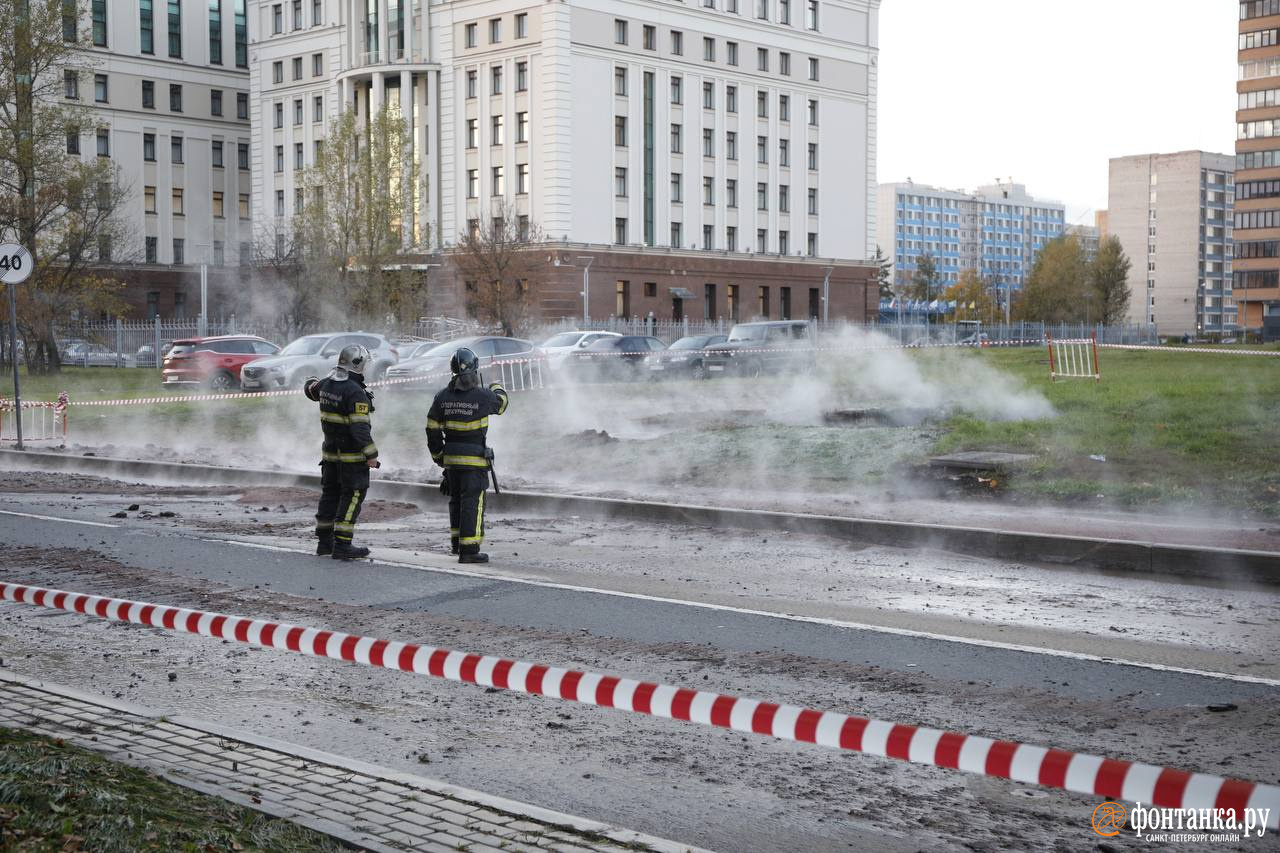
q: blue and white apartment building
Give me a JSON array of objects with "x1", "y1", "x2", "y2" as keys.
[{"x1": 876, "y1": 180, "x2": 1066, "y2": 306}]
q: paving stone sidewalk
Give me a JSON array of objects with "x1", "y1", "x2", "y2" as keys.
[{"x1": 0, "y1": 671, "x2": 700, "y2": 853}]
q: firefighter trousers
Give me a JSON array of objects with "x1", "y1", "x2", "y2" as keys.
[
  {"x1": 316, "y1": 461, "x2": 370, "y2": 543},
  {"x1": 446, "y1": 468, "x2": 488, "y2": 554}
]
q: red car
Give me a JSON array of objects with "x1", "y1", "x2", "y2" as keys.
[{"x1": 162, "y1": 335, "x2": 280, "y2": 391}]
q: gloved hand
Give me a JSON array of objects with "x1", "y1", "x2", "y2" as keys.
[
  {"x1": 439, "y1": 477, "x2": 450, "y2": 497},
  {"x1": 488, "y1": 382, "x2": 505, "y2": 392}
]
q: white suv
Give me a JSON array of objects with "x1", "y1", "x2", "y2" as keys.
[{"x1": 539, "y1": 331, "x2": 621, "y2": 371}]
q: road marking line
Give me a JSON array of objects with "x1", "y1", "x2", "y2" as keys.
[
  {"x1": 0, "y1": 509, "x2": 119, "y2": 529},
  {"x1": 206, "y1": 537, "x2": 1280, "y2": 689}
]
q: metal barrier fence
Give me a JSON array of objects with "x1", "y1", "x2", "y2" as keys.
[{"x1": 0, "y1": 396, "x2": 68, "y2": 446}]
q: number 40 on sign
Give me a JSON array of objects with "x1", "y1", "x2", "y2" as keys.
[{"x1": 0, "y1": 243, "x2": 33, "y2": 285}]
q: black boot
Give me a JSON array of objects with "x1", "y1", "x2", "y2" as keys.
[
  {"x1": 332, "y1": 540, "x2": 371, "y2": 560},
  {"x1": 316, "y1": 536, "x2": 334, "y2": 556},
  {"x1": 450, "y1": 538, "x2": 459, "y2": 555},
  {"x1": 458, "y1": 552, "x2": 489, "y2": 564}
]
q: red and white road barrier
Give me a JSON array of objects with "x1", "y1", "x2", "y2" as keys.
[{"x1": 1, "y1": 580, "x2": 1275, "y2": 825}]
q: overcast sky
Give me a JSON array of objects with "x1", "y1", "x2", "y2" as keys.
[{"x1": 876, "y1": 1, "x2": 1238, "y2": 224}]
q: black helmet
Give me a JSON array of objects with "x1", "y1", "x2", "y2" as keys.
[{"x1": 451, "y1": 347, "x2": 481, "y2": 390}]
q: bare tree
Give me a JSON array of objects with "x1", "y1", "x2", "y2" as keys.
[
  {"x1": 248, "y1": 219, "x2": 317, "y2": 341},
  {"x1": 0, "y1": 0, "x2": 132, "y2": 372},
  {"x1": 452, "y1": 201, "x2": 543, "y2": 336}
]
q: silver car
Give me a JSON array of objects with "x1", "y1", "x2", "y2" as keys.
[
  {"x1": 239, "y1": 332, "x2": 400, "y2": 391},
  {"x1": 384, "y1": 336, "x2": 538, "y2": 388}
]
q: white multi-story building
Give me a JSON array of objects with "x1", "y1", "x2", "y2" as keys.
[
  {"x1": 876, "y1": 181, "x2": 1066, "y2": 302},
  {"x1": 249, "y1": 0, "x2": 879, "y2": 261},
  {"x1": 1108, "y1": 151, "x2": 1235, "y2": 336},
  {"x1": 64, "y1": 0, "x2": 252, "y2": 317}
]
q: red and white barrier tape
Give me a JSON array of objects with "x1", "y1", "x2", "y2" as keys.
[
  {"x1": 1097, "y1": 343, "x2": 1280, "y2": 357},
  {"x1": 1, "y1": 580, "x2": 1275, "y2": 825}
]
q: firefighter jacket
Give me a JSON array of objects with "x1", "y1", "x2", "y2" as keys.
[
  {"x1": 304, "y1": 370, "x2": 379, "y2": 464},
  {"x1": 425, "y1": 380, "x2": 508, "y2": 468}
]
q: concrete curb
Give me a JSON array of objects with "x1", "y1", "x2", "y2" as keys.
[{"x1": 3, "y1": 448, "x2": 1277, "y2": 585}]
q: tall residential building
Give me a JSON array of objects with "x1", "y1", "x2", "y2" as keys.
[
  {"x1": 246, "y1": 0, "x2": 880, "y2": 323},
  {"x1": 1107, "y1": 152, "x2": 1234, "y2": 336},
  {"x1": 1237, "y1": 0, "x2": 1280, "y2": 338},
  {"x1": 875, "y1": 181, "x2": 1065, "y2": 303},
  {"x1": 64, "y1": 0, "x2": 252, "y2": 318},
  {"x1": 1066, "y1": 223, "x2": 1100, "y2": 263}
]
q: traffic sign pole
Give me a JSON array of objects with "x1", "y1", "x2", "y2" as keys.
[{"x1": 0, "y1": 243, "x2": 34, "y2": 451}]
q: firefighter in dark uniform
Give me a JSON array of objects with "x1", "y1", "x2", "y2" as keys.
[
  {"x1": 425, "y1": 347, "x2": 508, "y2": 564},
  {"x1": 304, "y1": 344, "x2": 380, "y2": 560}
]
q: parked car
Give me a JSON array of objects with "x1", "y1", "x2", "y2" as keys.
[
  {"x1": 539, "y1": 331, "x2": 622, "y2": 371},
  {"x1": 643, "y1": 334, "x2": 728, "y2": 379},
  {"x1": 135, "y1": 342, "x2": 174, "y2": 367},
  {"x1": 385, "y1": 336, "x2": 538, "y2": 386},
  {"x1": 398, "y1": 340, "x2": 441, "y2": 361},
  {"x1": 62, "y1": 342, "x2": 125, "y2": 367},
  {"x1": 239, "y1": 332, "x2": 399, "y2": 391},
  {"x1": 565, "y1": 335, "x2": 666, "y2": 382},
  {"x1": 702, "y1": 320, "x2": 815, "y2": 377},
  {"x1": 958, "y1": 332, "x2": 991, "y2": 346},
  {"x1": 162, "y1": 335, "x2": 280, "y2": 390}
]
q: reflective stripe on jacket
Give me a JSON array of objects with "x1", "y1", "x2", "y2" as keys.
[{"x1": 426, "y1": 381, "x2": 508, "y2": 467}]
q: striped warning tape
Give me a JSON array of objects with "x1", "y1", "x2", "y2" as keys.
[{"x1": 1, "y1": 579, "x2": 1275, "y2": 825}]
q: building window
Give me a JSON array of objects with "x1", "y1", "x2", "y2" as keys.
[
  {"x1": 615, "y1": 217, "x2": 628, "y2": 244},
  {"x1": 294, "y1": 142, "x2": 303, "y2": 169},
  {"x1": 466, "y1": 169, "x2": 478, "y2": 198},
  {"x1": 142, "y1": 133, "x2": 156, "y2": 161},
  {"x1": 312, "y1": 0, "x2": 321, "y2": 25},
  {"x1": 210, "y1": 89, "x2": 223, "y2": 116},
  {"x1": 274, "y1": 144, "x2": 283, "y2": 171},
  {"x1": 94, "y1": 74, "x2": 108, "y2": 103},
  {"x1": 780, "y1": 52, "x2": 790, "y2": 75},
  {"x1": 311, "y1": 52, "x2": 323, "y2": 76},
  {"x1": 756, "y1": 228, "x2": 767, "y2": 252},
  {"x1": 274, "y1": 190, "x2": 284, "y2": 215},
  {"x1": 703, "y1": 176, "x2": 714, "y2": 205},
  {"x1": 779, "y1": 138, "x2": 789, "y2": 166},
  {"x1": 237, "y1": 92, "x2": 248, "y2": 119},
  {"x1": 726, "y1": 130, "x2": 737, "y2": 160},
  {"x1": 466, "y1": 118, "x2": 478, "y2": 148},
  {"x1": 756, "y1": 135, "x2": 767, "y2": 163},
  {"x1": 757, "y1": 0, "x2": 768, "y2": 18},
  {"x1": 807, "y1": 232, "x2": 817, "y2": 256},
  {"x1": 273, "y1": 102, "x2": 283, "y2": 128},
  {"x1": 63, "y1": 70, "x2": 79, "y2": 99},
  {"x1": 778, "y1": 231, "x2": 788, "y2": 254},
  {"x1": 515, "y1": 13, "x2": 527, "y2": 38},
  {"x1": 272, "y1": 3, "x2": 283, "y2": 32},
  {"x1": 464, "y1": 22, "x2": 477, "y2": 48},
  {"x1": 615, "y1": 116, "x2": 627, "y2": 146},
  {"x1": 489, "y1": 17, "x2": 501, "y2": 43},
  {"x1": 616, "y1": 167, "x2": 628, "y2": 197},
  {"x1": 491, "y1": 66, "x2": 502, "y2": 94},
  {"x1": 779, "y1": 0, "x2": 791, "y2": 24},
  {"x1": 757, "y1": 48, "x2": 769, "y2": 71},
  {"x1": 779, "y1": 184, "x2": 789, "y2": 213},
  {"x1": 615, "y1": 66, "x2": 628, "y2": 96},
  {"x1": 517, "y1": 162, "x2": 529, "y2": 194},
  {"x1": 726, "y1": 178, "x2": 737, "y2": 207},
  {"x1": 169, "y1": 84, "x2": 182, "y2": 111},
  {"x1": 210, "y1": 0, "x2": 222, "y2": 63},
  {"x1": 806, "y1": 0, "x2": 819, "y2": 30},
  {"x1": 671, "y1": 30, "x2": 683, "y2": 55},
  {"x1": 670, "y1": 75, "x2": 682, "y2": 104},
  {"x1": 143, "y1": 186, "x2": 156, "y2": 213},
  {"x1": 212, "y1": 190, "x2": 225, "y2": 218},
  {"x1": 273, "y1": 61, "x2": 283, "y2": 83},
  {"x1": 779, "y1": 94, "x2": 790, "y2": 121},
  {"x1": 313, "y1": 94, "x2": 323, "y2": 121},
  {"x1": 757, "y1": 182, "x2": 768, "y2": 210},
  {"x1": 807, "y1": 186, "x2": 817, "y2": 215},
  {"x1": 171, "y1": 136, "x2": 183, "y2": 163},
  {"x1": 293, "y1": 98, "x2": 303, "y2": 124},
  {"x1": 702, "y1": 128, "x2": 714, "y2": 157},
  {"x1": 726, "y1": 226, "x2": 737, "y2": 251},
  {"x1": 140, "y1": 0, "x2": 154, "y2": 52},
  {"x1": 168, "y1": 0, "x2": 182, "y2": 57},
  {"x1": 726, "y1": 85, "x2": 737, "y2": 113},
  {"x1": 235, "y1": 0, "x2": 247, "y2": 66},
  {"x1": 671, "y1": 173, "x2": 682, "y2": 203},
  {"x1": 145, "y1": 238, "x2": 158, "y2": 264},
  {"x1": 643, "y1": 24, "x2": 655, "y2": 50},
  {"x1": 808, "y1": 141, "x2": 817, "y2": 169},
  {"x1": 292, "y1": 56, "x2": 302, "y2": 80},
  {"x1": 702, "y1": 225, "x2": 714, "y2": 250},
  {"x1": 491, "y1": 114, "x2": 504, "y2": 144},
  {"x1": 92, "y1": 0, "x2": 107, "y2": 45},
  {"x1": 616, "y1": 280, "x2": 630, "y2": 316},
  {"x1": 466, "y1": 70, "x2": 477, "y2": 98},
  {"x1": 703, "y1": 81, "x2": 715, "y2": 109},
  {"x1": 670, "y1": 123, "x2": 682, "y2": 153},
  {"x1": 704, "y1": 37, "x2": 715, "y2": 61},
  {"x1": 516, "y1": 111, "x2": 529, "y2": 142},
  {"x1": 614, "y1": 19, "x2": 628, "y2": 45},
  {"x1": 516, "y1": 61, "x2": 528, "y2": 91},
  {"x1": 238, "y1": 142, "x2": 249, "y2": 169},
  {"x1": 239, "y1": 192, "x2": 250, "y2": 217},
  {"x1": 172, "y1": 188, "x2": 184, "y2": 215},
  {"x1": 66, "y1": 129, "x2": 80, "y2": 155},
  {"x1": 808, "y1": 57, "x2": 819, "y2": 81},
  {"x1": 671, "y1": 222, "x2": 683, "y2": 247},
  {"x1": 757, "y1": 90, "x2": 767, "y2": 117},
  {"x1": 211, "y1": 140, "x2": 224, "y2": 167},
  {"x1": 294, "y1": 187, "x2": 303, "y2": 212},
  {"x1": 704, "y1": 283, "x2": 716, "y2": 317},
  {"x1": 173, "y1": 238, "x2": 185, "y2": 264},
  {"x1": 807, "y1": 98, "x2": 818, "y2": 125}
]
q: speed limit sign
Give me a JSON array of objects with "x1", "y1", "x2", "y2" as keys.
[{"x1": 0, "y1": 243, "x2": 33, "y2": 285}]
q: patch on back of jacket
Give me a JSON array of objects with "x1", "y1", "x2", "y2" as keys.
[{"x1": 354, "y1": 402, "x2": 369, "y2": 414}]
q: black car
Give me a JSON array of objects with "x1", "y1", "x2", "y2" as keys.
[
  {"x1": 702, "y1": 321, "x2": 815, "y2": 377},
  {"x1": 566, "y1": 335, "x2": 666, "y2": 381},
  {"x1": 643, "y1": 334, "x2": 728, "y2": 379}
]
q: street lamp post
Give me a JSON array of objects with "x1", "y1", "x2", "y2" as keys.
[
  {"x1": 821, "y1": 266, "x2": 833, "y2": 324},
  {"x1": 576, "y1": 256, "x2": 595, "y2": 324}
]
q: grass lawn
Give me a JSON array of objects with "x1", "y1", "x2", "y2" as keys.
[
  {"x1": 0, "y1": 727, "x2": 345, "y2": 851},
  {"x1": 4, "y1": 366, "x2": 163, "y2": 403}
]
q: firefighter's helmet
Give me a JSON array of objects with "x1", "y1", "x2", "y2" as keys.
[
  {"x1": 336, "y1": 344, "x2": 372, "y2": 377},
  {"x1": 451, "y1": 347, "x2": 481, "y2": 391}
]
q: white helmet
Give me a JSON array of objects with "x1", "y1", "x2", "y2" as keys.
[{"x1": 336, "y1": 344, "x2": 371, "y2": 376}]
